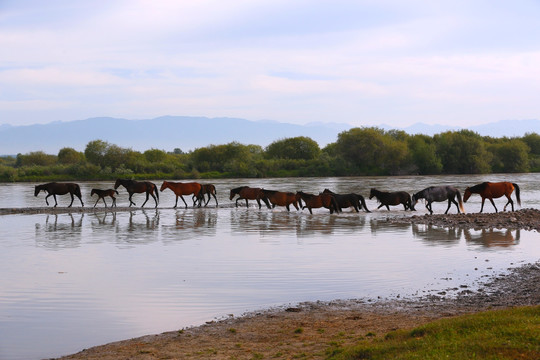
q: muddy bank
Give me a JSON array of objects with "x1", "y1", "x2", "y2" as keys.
[
  {"x1": 56, "y1": 261, "x2": 540, "y2": 360},
  {"x1": 386, "y1": 208, "x2": 540, "y2": 232}
]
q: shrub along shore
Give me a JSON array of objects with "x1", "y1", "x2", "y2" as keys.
[{"x1": 2, "y1": 128, "x2": 540, "y2": 182}]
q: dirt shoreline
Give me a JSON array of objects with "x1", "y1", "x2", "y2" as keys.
[{"x1": 51, "y1": 209, "x2": 540, "y2": 360}]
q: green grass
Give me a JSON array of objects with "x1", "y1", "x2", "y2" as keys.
[{"x1": 328, "y1": 306, "x2": 540, "y2": 360}]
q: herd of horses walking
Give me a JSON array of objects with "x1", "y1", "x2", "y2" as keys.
[{"x1": 33, "y1": 179, "x2": 521, "y2": 214}]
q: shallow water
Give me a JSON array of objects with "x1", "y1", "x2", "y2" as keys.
[{"x1": 0, "y1": 174, "x2": 539, "y2": 360}]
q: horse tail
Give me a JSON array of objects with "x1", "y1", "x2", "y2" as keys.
[
  {"x1": 331, "y1": 196, "x2": 341, "y2": 214},
  {"x1": 359, "y1": 195, "x2": 370, "y2": 213},
  {"x1": 154, "y1": 184, "x2": 160, "y2": 203},
  {"x1": 456, "y1": 190, "x2": 465, "y2": 213},
  {"x1": 513, "y1": 183, "x2": 521, "y2": 206}
]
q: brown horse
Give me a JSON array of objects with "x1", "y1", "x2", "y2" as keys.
[
  {"x1": 193, "y1": 184, "x2": 218, "y2": 207},
  {"x1": 369, "y1": 188, "x2": 412, "y2": 211},
  {"x1": 114, "y1": 179, "x2": 159, "y2": 208},
  {"x1": 296, "y1": 191, "x2": 340, "y2": 214},
  {"x1": 160, "y1": 181, "x2": 202, "y2": 208},
  {"x1": 262, "y1": 189, "x2": 301, "y2": 211},
  {"x1": 229, "y1": 186, "x2": 271, "y2": 209},
  {"x1": 90, "y1": 188, "x2": 119, "y2": 207},
  {"x1": 322, "y1": 189, "x2": 370, "y2": 213},
  {"x1": 463, "y1": 182, "x2": 521, "y2": 213},
  {"x1": 34, "y1": 182, "x2": 84, "y2": 207}
]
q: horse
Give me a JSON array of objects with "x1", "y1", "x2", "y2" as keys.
[
  {"x1": 90, "y1": 188, "x2": 119, "y2": 208},
  {"x1": 296, "y1": 191, "x2": 340, "y2": 214},
  {"x1": 369, "y1": 188, "x2": 412, "y2": 211},
  {"x1": 322, "y1": 189, "x2": 370, "y2": 213},
  {"x1": 193, "y1": 184, "x2": 218, "y2": 207},
  {"x1": 412, "y1": 186, "x2": 464, "y2": 214},
  {"x1": 262, "y1": 189, "x2": 301, "y2": 211},
  {"x1": 160, "y1": 181, "x2": 202, "y2": 208},
  {"x1": 114, "y1": 179, "x2": 159, "y2": 208},
  {"x1": 463, "y1": 182, "x2": 521, "y2": 213},
  {"x1": 229, "y1": 186, "x2": 271, "y2": 209},
  {"x1": 34, "y1": 182, "x2": 84, "y2": 207}
]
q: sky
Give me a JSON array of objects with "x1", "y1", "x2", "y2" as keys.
[{"x1": 1, "y1": 0, "x2": 540, "y2": 128}]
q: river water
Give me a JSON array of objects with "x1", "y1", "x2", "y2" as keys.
[{"x1": 1, "y1": 174, "x2": 539, "y2": 360}]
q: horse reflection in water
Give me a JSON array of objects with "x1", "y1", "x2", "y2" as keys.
[
  {"x1": 412, "y1": 186, "x2": 464, "y2": 214},
  {"x1": 369, "y1": 188, "x2": 412, "y2": 211},
  {"x1": 463, "y1": 182, "x2": 521, "y2": 213},
  {"x1": 34, "y1": 182, "x2": 84, "y2": 207},
  {"x1": 464, "y1": 228, "x2": 520, "y2": 247},
  {"x1": 35, "y1": 213, "x2": 84, "y2": 249}
]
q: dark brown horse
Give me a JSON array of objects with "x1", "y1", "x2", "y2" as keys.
[
  {"x1": 90, "y1": 188, "x2": 119, "y2": 207},
  {"x1": 229, "y1": 186, "x2": 271, "y2": 209},
  {"x1": 322, "y1": 189, "x2": 370, "y2": 213},
  {"x1": 296, "y1": 191, "x2": 340, "y2": 214},
  {"x1": 114, "y1": 179, "x2": 159, "y2": 208},
  {"x1": 34, "y1": 182, "x2": 84, "y2": 207},
  {"x1": 262, "y1": 189, "x2": 301, "y2": 211},
  {"x1": 369, "y1": 188, "x2": 412, "y2": 211},
  {"x1": 463, "y1": 182, "x2": 521, "y2": 213},
  {"x1": 160, "y1": 181, "x2": 202, "y2": 208},
  {"x1": 193, "y1": 184, "x2": 218, "y2": 207}
]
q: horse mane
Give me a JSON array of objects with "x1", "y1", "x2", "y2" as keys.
[
  {"x1": 231, "y1": 186, "x2": 248, "y2": 193},
  {"x1": 470, "y1": 182, "x2": 489, "y2": 192},
  {"x1": 262, "y1": 189, "x2": 277, "y2": 195}
]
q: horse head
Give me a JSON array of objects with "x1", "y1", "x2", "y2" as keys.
[
  {"x1": 34, "y1": 185, "x2": 42, "y2": 197},
  {"x1": 159, "y1": 181, "x2": 169, "y2": 192},
  {"x1": 114, "y1": 179, "x2": 122, "y2": 189},
  {"x1": 369, "y1": 188, "x2": 377, "y2": 199},
  {"x1": 463, "y1": 187, "x2": 472, "y2": 203}
]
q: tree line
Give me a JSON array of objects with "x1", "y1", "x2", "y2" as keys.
[{"x1": 1, "y1": 127, "x2": 539, "y2": 182}]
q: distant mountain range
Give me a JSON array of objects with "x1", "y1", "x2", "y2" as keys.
[{"x1": 0, "y1": 116, "x2": 539, "y2": 155}]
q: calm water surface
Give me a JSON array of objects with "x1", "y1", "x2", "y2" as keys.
[{"x1": 1, "y1": 174, "x2": 539, "y2": 360}]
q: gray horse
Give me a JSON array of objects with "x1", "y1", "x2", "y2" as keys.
[{"x1": 412, "y1": 185, "x2": 465, "y2": 214}]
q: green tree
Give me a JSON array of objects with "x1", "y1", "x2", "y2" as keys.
[
  {"x1": 489, "y1": 139, "x2": 530, "y2": 173},
  {"x1": 58, "y1": 147, "x2": 84, "y2": 164},
  {"x1": 333, "y1": 127, "x2": 409, "y2": 175},
  {"x1": 84, "y1": 140, "x2": 109, "y2": 167},
  {"x1": 434, "y1": 130, "x2": 492, "y2": 174},
  {"x1": 15, "y1": 151, "x2": 57, "y2": 167},
  {"x1": 408, "y1": 135, "x2": 443, "y2": 174},
  {"x1": 522, "y1": 132, "x2": 540, "y2": 155},
  {"x1": 144, "y1": 149, "x2": 167, "y2": 163},
  {"x1": 265, "y1": 136, "x2": 321, "y2": 160}
]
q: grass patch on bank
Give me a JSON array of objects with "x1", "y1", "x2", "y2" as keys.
[{"x1": 328, "y1": 306, "x2": 539, "y2": 360}]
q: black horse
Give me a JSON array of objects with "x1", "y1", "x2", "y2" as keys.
[
  {"x1": 369, "y1": 188, "x2": 412, "y2": 211},
  {"x1": 114, "y1": 179, "x2": 159, "y2": 208},
  {"x1": 322, "y1": 189, "x2": 370, "y2": 212},
  {"x1": 34, "y1": 182, "x2": 84, "y2": 207}
]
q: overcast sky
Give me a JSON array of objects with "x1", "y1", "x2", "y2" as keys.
[{"x1": 1, "y1": 0, "x2": 540, "y2": 127}]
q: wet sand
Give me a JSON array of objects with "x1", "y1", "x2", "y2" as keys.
[{"x1": 45, "y1": 208, "x2": 540, "y2": 360}]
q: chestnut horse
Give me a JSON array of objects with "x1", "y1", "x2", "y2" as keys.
[
  {"x1": 114, "y1": 179, "x2": 159, "y2": 208},
  {"x1": 34, "y1": 182, "x2": 84, "y2": 207},
  {"x1": 193, "y1": 184, "x2": 218, "y2": 207},
  {"x1": 160, "y1": 181, "x2": 202, "y2": 208},
  {"x1": 369, "y1": 188, "x2": 412, "y2": 211},
  {"x1": 322, "y1": 189, "x2": 370, "y2": 213},
  {"x1": 229, "y1": 186, "x2": 271, "y2": 209},
  {"x1": 90, "y1": 188, "x2": 119, "y2": 208},
  {"x1": 296, "y1": 191, "x2": 340, "y2": 214},
  {"x1": 463, "y1": 182, "x2": 521, "y2": 213},
  {"x1": 262, "y1": 189, "x2": 301, "y2": 211}
]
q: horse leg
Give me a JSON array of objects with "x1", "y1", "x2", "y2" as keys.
[
  {"x1": 77, "y1": 194, "x2": 84, "y2": 207},
  {"x1": 285, "y1": 204, "x2": 290, "y2": 212},
  {"x1": 45, "y1": 193, "x2": 52, "y2": 206},
  {"x1": 426, "y1": 202, "x2": 433, "y2": 215},
  {"x1": 129, "y1": 193, "x2": 136, "y2": 207},
  {"x1": 503, "y1": 195, "x2": 514, "y2": 211},
  {"x1": 256, "y1": 199, "x2": 261, "y2": 209},
  {"x1": 93, "y1": 198, "x2": 100, "y2": 207},
  {"x1": 141, "y1": 192, "x2": 150, "y2": 208},
  {"x1": 180, "y1": 195, "x2": 188, "y2": 209},
  {"x1": 102, "y1": 197, "x2": 108, "y2": 208},
  {"x1": 488, "y1": 198, "x2": 498, "y2": 213},
  {"x1": 112, "y1": 196, "x2": 116, "y2": 207},
  {"x1": 212, "y1": 194, "x2": 218, "y2": 207},
  {"x1": 385, "y1": 205, "x2": 390, "y2": 211},
  {"x1": 53, "y1": 194, "x2": 58, "y2": 207},
  {"x1": 377, "y1": 204, "x2": 384, "y2": 209},
  {"x1": 174, "y1": 195, "x2": 179, "y2": 208}
]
